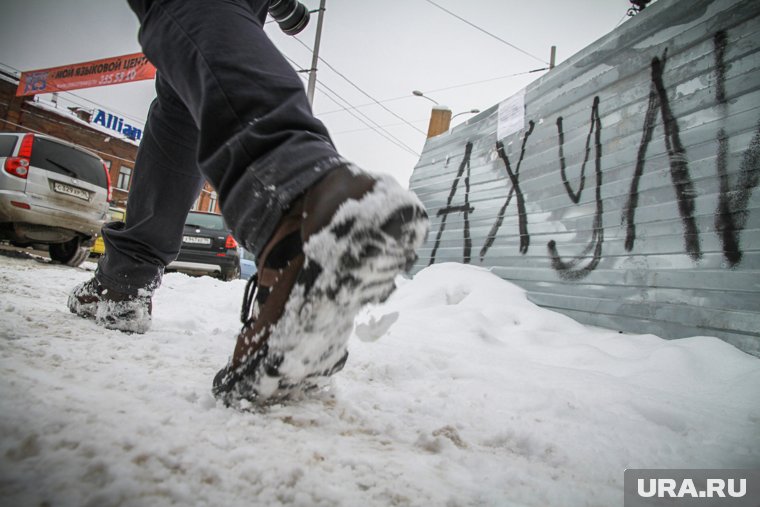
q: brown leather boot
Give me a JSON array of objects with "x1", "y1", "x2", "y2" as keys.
[{"x1": 213, "y1": 164, "x2": 428, "y2": 405}]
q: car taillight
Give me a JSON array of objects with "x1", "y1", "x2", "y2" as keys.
[
  {"x1": 225, "y1": 234, "x2": 238, "y2": 249},
  {"x1": 102, "y1": 161, "x2": 112, "y2": 202},
  {"x1": 4, "y1": 133, "x2": 34, "y2": 179}
]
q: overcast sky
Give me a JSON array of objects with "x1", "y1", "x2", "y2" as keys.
[{"x1": 0, "y1": 0, "x2": 633, "y2": 185}]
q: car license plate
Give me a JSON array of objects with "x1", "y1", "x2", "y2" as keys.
[
  {"x1": 53, "y1": 181, "x2": 90, "y2": 201},
  {"x1": 183, "y1": 236, "x2": 211, "y2": 245}
]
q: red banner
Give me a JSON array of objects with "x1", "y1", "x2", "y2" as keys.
[{"x1": 16, "y1": 53, "x2": 156, "y2": 97}]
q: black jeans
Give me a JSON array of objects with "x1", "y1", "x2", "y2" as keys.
[{"x1": 97, "y1": 0, "x2": 344, "y2": 295}]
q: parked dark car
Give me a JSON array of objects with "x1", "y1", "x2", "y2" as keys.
[
  {"x1": 167, "y1": 211, "x2": 240, "y2": 281},
  {"x1": 0, "y1": 132, "x2": 110, "y2": 267}
]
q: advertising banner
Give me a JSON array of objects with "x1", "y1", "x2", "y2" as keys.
[{"x1": 16, "y1": 53, "x2": 156, "y2": 96}]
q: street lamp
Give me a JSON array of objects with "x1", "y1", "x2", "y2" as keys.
[
  {"x1": 413, "y1": 91, "x2": 479, "y2": 137},
  {"x1": 412, "y1": 90, "x2": 439, "y2": 105},
  {"x1": 451, "y1": 109, "x2": 480, "y2": 120}
]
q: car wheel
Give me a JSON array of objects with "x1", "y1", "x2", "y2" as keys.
[
  {"x1": 221, "y1": 263, "x2": 241, "y2": 281},
  {"x1": 49, "y1": 237, "x2": 90, "y2": 267}
]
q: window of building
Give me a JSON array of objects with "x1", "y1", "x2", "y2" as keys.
[
  {"x1": 116, "y1": 164, "x2": 132, "y2": 190},
  {"x1": 207, "y1": 192, "x2": 218, "y2": 213}
]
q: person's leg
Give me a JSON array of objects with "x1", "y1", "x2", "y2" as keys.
[
  {"x1": 97, "y1": 75, "x2": 204, "y2": 295},
  {"x1": 68, "y1": 75, "x2": 204, "y2": 332},
  {"x1": 130, "y1": 0, "x2": 344, "y2": 256},
  {"x1": 130, "y1": 0, "x2": 429, "y2": 402},
  {"x1": 72, "y1": 0, "x2": 430, "y2": 400}
]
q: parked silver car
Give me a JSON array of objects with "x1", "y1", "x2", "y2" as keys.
[{"x1": 0, "y1": 132, "x2": 111, "y2": 267}]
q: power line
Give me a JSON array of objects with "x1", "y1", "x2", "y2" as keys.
[
  {"x1": 292, "y1": 36, "x2": 426, "y2": 136},
  {"x1": 281, "y1": 44, "x2": 421, "y2": 155},
  {"x1": 316, "y1": 66, "x2": 547, "y2": 117},
  {"x1": 422, "y1": 67, "x2": 547, "y2": 94},
  {"x1": 614, "y1": 11, "x2": 629, "y2": 29},
  {"x1": 332, "y1": 118, "x2": 428, "y2": 135},
  {"x1": 281, "y1": 54, "x2": 420, "y2": 157},
  {"x1": 65, "y1": 90, "x2": 148, "y2": 126},
  {"x1": 316, "y1": 82, "x2": 420, "y2": 156},
  {"x1": 317, "y1": 94, "x2": 414, "y2": 117},
  {"x1": 313, "y1": 78, "x2": 421, "y2": 156},
  {"x1": 421, "y1": 0, "x2": 549, "y2": 65}
]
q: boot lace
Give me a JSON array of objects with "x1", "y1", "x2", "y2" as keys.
[{"x1": 240, "y1": 274, "x2": 258, "y2": 326}]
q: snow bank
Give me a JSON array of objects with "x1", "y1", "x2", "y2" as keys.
[{"x1": 1, "y1": 255, "x2": 758, "y2": 506}]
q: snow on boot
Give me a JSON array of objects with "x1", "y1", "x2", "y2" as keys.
[
  {"x1": 68, "y1": 277, "x2": 153, "y2": 334},
  {"x1": 213, "y1": 164, "x2": 429, "y2": 406}
]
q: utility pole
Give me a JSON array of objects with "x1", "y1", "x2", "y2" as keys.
[
  {"x1": 306, "y1": 0, "x2": 326, "y2": 106},
  {"x1": 549, "y1": 46, "x2": 556, "y2": 69}
]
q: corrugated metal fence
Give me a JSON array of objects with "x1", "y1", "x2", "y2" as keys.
[{"x1": 409, "y1": 0, "x2": 760, "y2": 356}]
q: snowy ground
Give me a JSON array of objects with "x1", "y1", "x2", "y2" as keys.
[{"x1": 1, "y1": 251, "x2": 758, "y2": 507}]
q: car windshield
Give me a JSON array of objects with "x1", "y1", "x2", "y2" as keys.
[
  {"x1": 185, "y1": 212, "x2": 226, "y2": 231},
  {"x1": 29, "y1": 138, "x2": 107, "y2": 188}
]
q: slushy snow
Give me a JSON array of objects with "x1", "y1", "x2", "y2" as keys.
[{"x1": 1, "y1": 252, "x2": 758, "y2": 506}]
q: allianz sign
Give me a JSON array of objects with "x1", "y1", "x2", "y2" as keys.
[{"x1": 91, "y1": 109, "x2": 143, "y2": 141}]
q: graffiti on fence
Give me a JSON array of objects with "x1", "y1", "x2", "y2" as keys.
[
  {"x1": 549, "y1": 96, "x2": 604, "y2": 281},
  {"x1": 427, "y1": 31, "x2": 759, "y2": 279}
]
